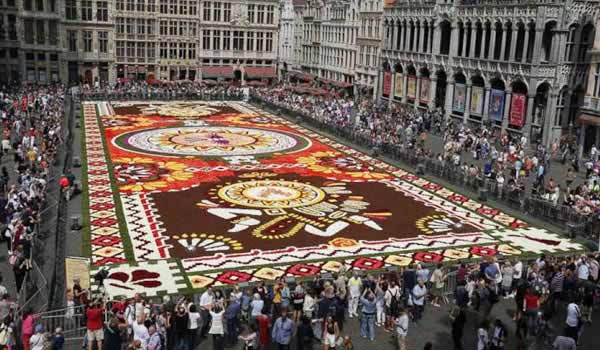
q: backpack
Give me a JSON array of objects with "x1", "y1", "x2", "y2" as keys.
[{"x1": 389, "y1": 289, "x2": 400, "y2": 318}]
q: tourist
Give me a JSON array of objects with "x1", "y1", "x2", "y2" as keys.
[
  {"x1": 224, "y1": 296, "x2": 241, "y2": 347},
  {"x1": 295, "y1": 317, "x2": 314, "y2": 350},
  {"x1": 347, "y1": 272, "x2": 362, "y2": 318},
  {"x1": 322, "y1": 315, "x2": 340, "y2": 350},
  {"x1": 256, "y1": 310, "x2": 271, "y2": 350},
  {"x1": 430, "y1": 264, "x2": 446, "y2": 307},
  {"x1": 523, "y1": 286, "x2": 540, "y2": 335},
  {"x1": 103, "y1": 318, "x2": 122, "y2": 350},
  {"x1": 85, "y1": 300, "x2": 104, "y2": 350},
  {"x1": 208, "y1": 303, "x2": 225, "y2": 350},
  {"x1": 490, "y1": 319, "x2": 507, "y2": 350},
  {"x1": 411, "y1": 279, "x2": 427, "y2": 323},
  {"x1": 359, "y1": 288, "x2": 376, "y2": 341},
  {"x1": 187, "y1": 304, "x2": 201, "y2": 349},
  {"x1": 395, "y1": 307, "x2": 409, "y2": 350},
  {"x1": 449, "y1": 303, "x2": 466, "y2": 350},
  {"x1": 29, "y1": 324, "x2": 44, "y2": 350},
  {"x1": 271, "y1": 308, "x2": 294, "y2": 350},
  {"x1": 564, "y1": 299, "x2": 581, "y2": 343},
  {"x1": 238, "y1": 324, "x2": 258, "y2": 350},
  {"x1": 476, "y1": 321, "x2": 489, "y2": 350}
]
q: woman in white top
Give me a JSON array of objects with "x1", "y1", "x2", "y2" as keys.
[
  {"x1": 477, "y1": 321, "x2": 489, "y2": 350},
  {"x1": 302, "y1": 291, "x2": 315, "y2": 319},
  {"x1": 187, "y1": 304, "x2": 202, "y2": 350},
  {"x1": 250, "y1": 294, "x2": 264, "y2": 325},
  {"x1": 29, "y1": 325, "x2": 44, "y2": 350},
  {"x1": 208, "y1": 304, "x2": 225, "y2": 350}
]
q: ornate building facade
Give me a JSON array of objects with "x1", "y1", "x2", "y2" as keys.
[
  {"x1": 0, "y1": 0, "x2": 279, "y2": 84},
  {"x1": 579, "y1": 2, "x2": 600, "y2": 155},
  {"x1": 294, "y1": 0, "x2": 359, "y2": 84},
  {"x1": 379, "y1": 0, "x2": 597, "y2": 148},
  {"x1": 355, "y1": 0, "x2": 383, "y2": 95}
]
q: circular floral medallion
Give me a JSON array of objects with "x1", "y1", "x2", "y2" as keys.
[
  {"x1": 218, "y1": 180, "x2": 325, "y2": 208},
  {"x1": 114, "y1": 126, "x2": 309, "y2": 157},
  {"x1": 140, "y1": 103, "x2": 221, "y2": 118}
]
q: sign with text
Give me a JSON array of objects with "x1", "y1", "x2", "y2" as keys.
[
  {"x1": 453, "y1": 83, "x2": 466, "y2": 113},
  {"x1": 510, "y1": 93, "x2": 527, "y2": 127},
  {"x1": 489, "y1": 89, "x2": 505, "y2": 121},
  {"x1": 383, "y1": 72, "x2": 392, "y2": 97}
]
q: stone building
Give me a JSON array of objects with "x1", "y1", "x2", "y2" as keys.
[
  {"x1": 355, "y1": 0, "x2": 383, "y2": 96},
  {"x1": 294, "y1": 0, "x2": 359, "y2": 85},
  {"x1": 579, "y1": 2, "x2": 600, "y2": 155},
  {"x1": 278, "y1": 0, "x2": 296, "y2": 76},
  {"x1": 379, "y1": 0, "x2": 597, "y2": 148}
]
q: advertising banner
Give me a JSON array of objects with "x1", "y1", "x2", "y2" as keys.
[
  {"x1": 394, "y1": 73, "x2": 403, "y2": 98},
  {"x1": 453, "y1": 83, "x2": 466, "y2": 113},
  {"x1": 65, "y1": 257, "x2": 91, "y2": 290},
  {"x1": 510, "y1": 93, "x2": 527, "y2": 127},
  {"x1": 489, "y1": 89, "x2": 505, "y2": 121},
  {"x1": 383, "y1": 72, "x2": 392, "y2": 97},
  {"x1": 407, "y1": 76, "x2": 417, "y2": 99},
  {"x1": 470, "y1": 86, "x2": 484, "y2": 115},
  {"x1": 420, "y1": 78, "x2": 430, "y2": 102}
]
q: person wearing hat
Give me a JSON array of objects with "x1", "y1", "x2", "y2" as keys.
[{"x1": 29, "y1": 324, "x2": 44, "y2": 350}]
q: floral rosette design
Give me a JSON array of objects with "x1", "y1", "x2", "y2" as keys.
[
  {"x1": 102, "y1": 115, "x2": 155, "y2": 130},
  {"x1": 113, "y1": 157, "x2": 194, "y2": 193},
  {"x1": 329, "y1": 237, "x2": 359, "y2": 248},
  {"x1": 140, "y1": 103, "x2": 221, "y2": 118},
  {"x1": 296, "y1": 151, "x2": 390, "y2": 180}
]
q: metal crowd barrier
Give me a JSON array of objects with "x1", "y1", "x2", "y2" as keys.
[
  {"x1": 253, "y1": 96, "x2": 599, "y2": 241},
  {"x1": 80, "y1": 91, "x2": 245, "y2": 101}
]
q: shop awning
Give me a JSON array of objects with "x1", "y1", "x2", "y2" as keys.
[
  {"x1": 245, "y1": 66, "x2": 276, "y2": 79},
  {"x1": 291, "y1": 71, "x2": 316, "y2": 82},
  {"x1": 578, "y1": 113, "x2": 600, "y2": 126},
  {"x1": 320, "y1": 78, "x2": 352, "y2": 88},
  {"x1": 201, "y1": 66, "x2": 234, "y2": 79}
]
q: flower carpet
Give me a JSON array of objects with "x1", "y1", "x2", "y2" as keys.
[{"x1": 82, "y1": 101, "x2": 585, "y2": 297}]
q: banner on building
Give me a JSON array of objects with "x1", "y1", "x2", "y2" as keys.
[
  {"x1": 407, "y1": 76, "x2": 417, "y2": 99},
  {"x1": 470, "y1": 86, "x2": 484, "y2": 116},
  {"x1": 420, "y1": 78, "x2": 430, "y2": 102},
  {"x1": 453, "y1": 83, "x2": 466, "y2": 113},
  {"x1": 489, "y1": 89, "x2": 505, "y2": 121},
  {"x1": 510, "y1": 93, "x2": 527, "y2": 127},
  {"x1": 383, "y1": 72, "x2": 392, "y2": 97},
  {"x1": 65, "y1": 256, "x2": 91, "y2": 290},
  {"x1": 394, "y1": 73, "x2": 403, "y2": 98}
]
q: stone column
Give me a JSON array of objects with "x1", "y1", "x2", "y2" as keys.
[
  {"x1": 389, "y1": 67, "x2": 396, "y2": 108},
  {"x1": 432, "y1": 21, "x2": 440, "y2": 54},
  {"x1": 429, "y1": 21, "x2": 435, "y2": 53},
  {"x1": 428, "y1": 77, "x2": 437, "y2": 109},
  {"x1": 480, "y1": 25, "x2": 487, "y2": 59},
  {"x1": 464, "y1": 83, "x2": 472, "y2": 121},
  {"x1": 533, "y1": 29, "x2": 544, "y2": 64},
  {"x1": 402, "y1": 74, "x2": 408, "y2": 103},
  {"x1": 400, "y1": 22, "x2": 406, "y2": 51},
  {"x1": 415, "y1": 73, "x2": 421, "y2": 110},
  {"x1": 542, "y1": 92, "x2": 558, "y2": 148},
  {"x1": 522, "y1": 94, "x2": 535, "y2": 139},
  {"x1": 376, "y1": 68, "x2": 384, "y2": 102},
  {"x1": 499, "y1": 25, "x2": 508, "y2": 60},
  {"x1": 521, "y1": 28, "x2": 530, "y2": 63},
  {"x1": 419, "y1": 22, "x2": 426, "y2": 53},
  {"x1": 509, "y1": 28, "x2": 518, "y2": 62},
  {"x1": 502, "y1": 89, "x2": 512, "y2": 130},
  {"x1": 482, "y1": 86, "x2": 491, "y2": 122},
  {"x1": 488, "y1": 26, "x2": 496, "y2": 60},
  {"x1": 469, "y1": 25, "x2": 477, "y2": 58},
  {"x1": 445, "y1": 79, "x2": 455, "y2": 121},
  {"x1": 578, "y1": 124, "x2": 586, "y2": 160},
  {"x1": 392, "y1": 22, "x2": 398, "y2": 50},
  {"x1": 450, "y1": 24, "x2": 459, "y2": 56}
]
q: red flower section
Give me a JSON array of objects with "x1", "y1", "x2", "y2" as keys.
[
  {"x1": 90, "y1": 217, "x2": 118, "y2": 227},
  {"x1": 89, "y1": 202, "x2": 115, "y2": 211},
  {"x1": 448, "y1": 194, "x2": 469, "y2": 203},
  {"x1": 423, "y1": 183, "x2": 443, "y2": 191},
  {"x1": 91, "y1": 235, "x2": 122, "y2": 247},
  {"x1": 287, "y1": 263, "x2": 321, "y2": 277},
  {"x1": 106, "y1": 268, "x2": 163, "y2": 290},
  {"x1": 413, "y1": 251, "x2": 444, "y2": 263},
  {"x1": 469, "y1": 246, "x2": 498, "y2": 257},
  {"x1": 352, "y1": 257, "x2": 384, "y2": 270},
  {"x1": 400, "y1": 174, "x2": 419, "y2": 181},
  {"x1": 216, "y1": 271, "x2": 252, "y2": 284},
  {"x1": 477, "y1": 207, "x2": 500, "y2": 216}
]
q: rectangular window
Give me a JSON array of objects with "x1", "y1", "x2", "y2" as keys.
[
  {"x1": 126, "y1": 18, "x2": 134, "y2": 34},
  {"x1": 203, "y1": 2, "x2": 211, "y2": 21},
  {"x1": 147, "y1": 19, "x2": 155, "y2": 35},
  {"x1": 137, "y1": 42, "x2": 145, "y2": 59},
  {"x1": 83, "y1": 31, "x2": 92, "y2": 52},
  {"x1": 126, "y1": 42, "x2": 135, "y2": 58},
  {"x1": 147, "y1": 42, "x2": 155, "y2": 59},
  {"x1": 137, "y1": 19, "x2": 145, "y2": 34},
  {"x1": 36, "y1": 20, "x2": 45, "y2": 45},
  {"x1": 213, "y1": 30, "x2": 221, "y2": 50},
  {"x1": 159, "y1": 20, "x2": 167, "y2": 35},
  {"x1": 179, "y1": 0, "x2": 187, "y2": 15},
  {"x1": 233, "y1": 31, "x2": 242, "y2": 50},
  {"x1": 48, "y1": 20, "x2": 58, "y2": 45},
  {"x1": 189, "y1": 22, "x2": 196, "y2": 37},
  {"x1": 116, "y1": 41, "x2": 125, "y2": 58},
  {"x1": 159, "y1": 0, "x2": 167, "y2": 13},
  {"x1": 257, "y1": 5, "x2": 264, "y2": 24},
  {"x1": 223, "y1": 3, "x2": 231, "y2": 22},
  {"x1": 65, "y1": 0, "x2": 77, "y2": 20},
  {"x1": 265, "y1": 32, "x2": 273, "y2": 52},
  {"x1": 96, "y1": 1, "x2": 108, "y2": 21},
  {"x1": 189, "y1": 0, "x2": 196, "y2": 15},
  {"x1": 116, "y1": 18, "x2": 125, "y2": 34},
  {"x1": 81, "y1": 0, "x2": 92, "y2": 21},
  {"x1": 169, "y1": 42, "x2": 176, "y2": 58},
  {"x1": 178, "y1": 42, "x2": 186, "y2": 59},
  {"x1": 136, "y1": 0, "x2": 145, "y2": 12},
  {"x1": 50, "y1": 0, "x2": 56, "y2": 11},
  {"x1": 159, "y1": 42, "x2": 167, "y2": 58},
  {"x1": 126, "y1": 0, "x2": 134, "y2": 11},
  {"x1": 246, "y1": 31, "x2": 254, "y2": 51},
  {"x1": 188, "y1": 42, "x2": 196, "y2": 60},
  {"x1": 116, "y1": 0, "x2": 124, "y2": 11},
  {"x1": 247, "y1": 4, "x2": 255, "y2": 23},
  {"x1": 223, "y1": 30, "x2": 230, "y2": 50},
  {"x1": 147, "y1": 0, "x2": 155, "y2": 12},
  {"x1": 36, "y1": 0, "x2": 43, "y2": 11},
  {"x1": 266, "y1": 5, "x2": 274, "y2": 24},
  {"x1": 202, "y1": 29, "x2": 210, "y2": 49},
  {"x1": 169, "y1": 0, "x2": 176, "y2": 14},
  {"x1": 67, "y1": 30, "x2": 77, "y2": 51},
  {"x1": 169, "y1": 20, "x2": 177, "y2": 36},
  {"x1": 24, "y1": 20, "x2": 34, "y2": 44},
  {"x1": 256, "y1": 32, "x2": 264, "y2": 51},
  {"x1": 24, "y1": 0, "x2": 32, "y2": 11},
  {"x1": 213, "y1": 2, "x2": 221, "y2": 22},
  {"x1": 98, "y1": 31, "x2": 108, "y2": 53}
]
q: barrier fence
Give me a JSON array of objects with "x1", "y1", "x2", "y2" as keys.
[
  {"x1": 80, "y1": 91, "x2": 245, "y2": 101},
  {"x1": 251, "y1": 96, "x2": 599, "y2": 243}
]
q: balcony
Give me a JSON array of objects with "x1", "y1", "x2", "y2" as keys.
[{"x1": 583, "y1": 96, "x2": 600, "y2": 113}]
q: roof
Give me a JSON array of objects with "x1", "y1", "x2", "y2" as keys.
[
  {"x1": 245, "y1": 66, "x2": 276, "y2": 79},
  {"x1": 201, "y1": 66, "x2": 234, "y2": 79}
]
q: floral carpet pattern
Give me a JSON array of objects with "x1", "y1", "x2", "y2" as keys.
[{"x1": 82, "y1": 101, "x2": 585, "y2": 297}]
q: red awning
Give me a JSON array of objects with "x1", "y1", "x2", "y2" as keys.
[
  {"x1": 320, "y1": 78, "x2": 352, "y2": 88},
  {"x1": 245, "y1": 66, "x2": 276, "y2": 79},
  {"x1": 578, "y1": 114, "x2": 600, "y2": 126},
  {"x1": 202, "y1": 66, "x2": 234, "y2": 79},
  {"x1": 292, "y1": 72, "x2": 316, "y2": 82},
  {"x1": 246, "y1": 80, "x2": 267, "y2": 86}
]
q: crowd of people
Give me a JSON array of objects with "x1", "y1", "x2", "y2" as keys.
[
  {"x1": 252, "y1": 84, "x2": 600, "y2": 221},
  {"x1": 0, "y1": 83, "x2": 66, "y2": 349},
  {"x1": 58, "y1": 252, "x2": 598, "y2": 350}
]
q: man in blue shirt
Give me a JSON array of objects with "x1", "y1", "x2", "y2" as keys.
[
  {"x1": 224, "y1": 298, "x2": 241, "y2": 347},
  {"x1": 272, "y1": 308, "x2": 294, "y2": 350},
  {"x1": 360, "y1": 288, "x2": 377, "y2": 341}
]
